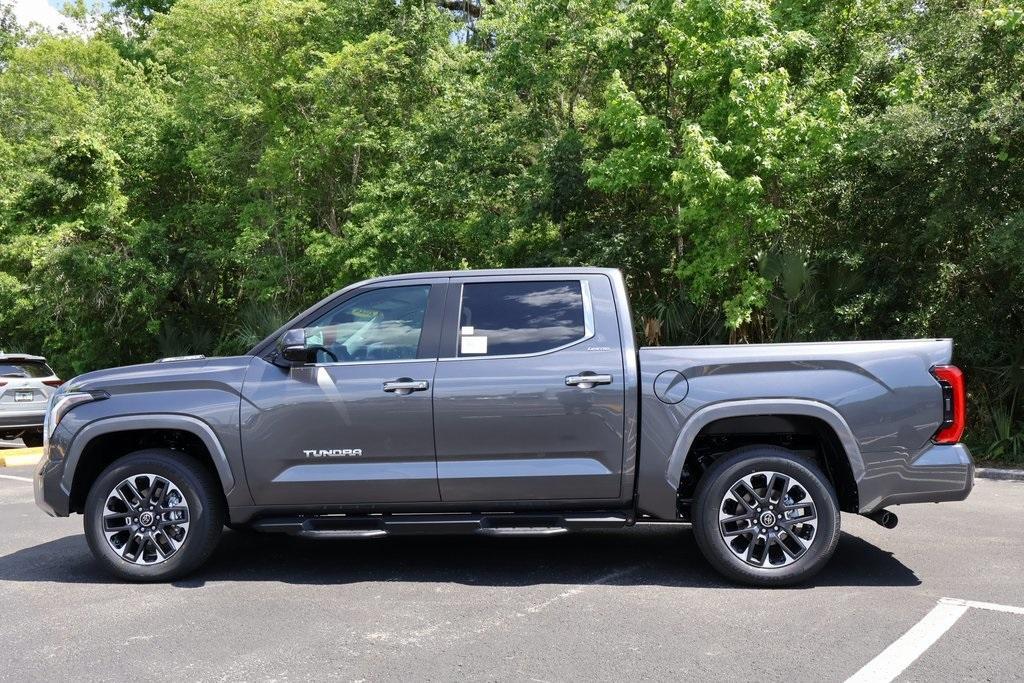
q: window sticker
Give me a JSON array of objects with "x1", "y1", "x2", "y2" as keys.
[
  {"x1": 461, "y1": 326, "x2": 474, "y2": 336},
  {"x1": 460, "y1": 335, "x2": 488, "y2": 354}
]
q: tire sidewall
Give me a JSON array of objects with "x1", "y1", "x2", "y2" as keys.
[
  {"x1": 84, "y1": 449, "x2": 221, "y2": 582},
  {"x1": 693, "y1": 447, "x2": 841, "y2": 586}
]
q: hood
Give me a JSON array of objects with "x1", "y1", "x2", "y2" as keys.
[{"x1": 67, "y1": 355, "x2": 255, "y2": 394}]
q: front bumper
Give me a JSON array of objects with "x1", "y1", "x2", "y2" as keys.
[
  {"x1": 34, "y1": 450, "x2": 69, "y2": 517},
  {"x1": 33, "y1": 427, "x2": 73, "y2": 517},
  {"x1": 859, "y1": 442, "x2": 974, "y2": 513}
]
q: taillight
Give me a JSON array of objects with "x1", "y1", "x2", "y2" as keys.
[
  {"x1": 43, "y1": 380, "x2": 63, "y2": 388},
  {"x1": 931, "y1": 365, "x2": 965, "y2": 444}
]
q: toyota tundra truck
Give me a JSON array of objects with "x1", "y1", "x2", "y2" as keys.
[{"x1": 33, "y1": 268, "x2": 973, "y2": 585}]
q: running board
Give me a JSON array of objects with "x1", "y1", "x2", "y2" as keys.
[
  {"x1": 251, "y1": 517, "x2": 388, "y2": 539},
  {"x1": 249, "y1": 512, "x2": 631, "y2": 538},
  {"x1": 478, "y1": 527, "x2": 568, "y2": 537}
]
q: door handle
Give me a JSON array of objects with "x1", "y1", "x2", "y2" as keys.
[
  {"x1": 383, "y1": 379, "x2": 430, "y2": 394},
  {"x1": 565, "y1": 373, "x2": 613, "y2": 388}
]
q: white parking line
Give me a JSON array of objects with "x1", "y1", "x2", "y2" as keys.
[
  {"x1": 0, "y1": 473, "x2": 33, "y2": 483},
  {"x1": 942, "y1": 597, "x2": 1024, "y2": 615},
  {"x1": 846, "y1": 597, "x2": 1024, "y2": 683}
]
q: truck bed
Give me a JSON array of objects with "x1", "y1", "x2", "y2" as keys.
[{"x1": 635, "y1": 339, "x2": 973, "y2": 519}]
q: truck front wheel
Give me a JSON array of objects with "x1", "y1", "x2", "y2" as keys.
[
  {"x1": 83, "y1": 449, "x2": 225, "y2": 582},
  {"x1": 692, "y1": 446, "x2": 841, "y2": 586}
]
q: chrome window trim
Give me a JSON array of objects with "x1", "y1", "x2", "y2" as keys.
[
  {"x1": 311, "y1": 357, "x2": 436, "y2": 368},
  {"x1": 441, "y1": 278, "x2": 594, "y2": 362},
  {"x1": 582, "y1": 279, "x2": 594, "y2": 337}
]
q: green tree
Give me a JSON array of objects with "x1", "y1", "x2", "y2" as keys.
[{"x1": 0, "y1": 0, "x2": 1021, "y2": 461}]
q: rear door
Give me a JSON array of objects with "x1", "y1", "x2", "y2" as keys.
[{"x1": 431, "y1": 273, "x2": 626, "y2": 502}]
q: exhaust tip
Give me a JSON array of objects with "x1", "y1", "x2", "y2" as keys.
[{"x1": 866, "y1": 509, "x2": 899, "y2": 529}]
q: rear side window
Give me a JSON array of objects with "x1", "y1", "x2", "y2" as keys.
[
  {"x1": 0, "y1": 361, "x2": 54, "y2": 378},
  {"x1": 458, "y1": 281, "x2": 586, "y2": 357}
]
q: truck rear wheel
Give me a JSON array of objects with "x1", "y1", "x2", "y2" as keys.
[
  {"x1": 692, "y1": 446, "x2": 840, "y2": 586},
  {"x1": 83, "y1": 449, "x2": 225, "y2": 582}
]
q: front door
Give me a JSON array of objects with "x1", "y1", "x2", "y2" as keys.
[
  {"x1": 432, "y1": 274, "x2": 626, "y2": 503},
  {"x1": 241, "y1": 281, "x2": 445, "y2": 505}
]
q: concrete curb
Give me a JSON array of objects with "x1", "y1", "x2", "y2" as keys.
[
  {"x1": 0, "y1": 448, "x2": 42, "y2": 468},
  {"x1": 976, "y1": 467, "x2": 1024, "y2": 482}
]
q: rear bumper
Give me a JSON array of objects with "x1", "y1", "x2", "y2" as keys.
[
  {"x1": 0, "y1": 411, "x2": 45, "y2": 430},
  {"x1": 859, "y1": 443, "x2": 974, "y2": 513}
]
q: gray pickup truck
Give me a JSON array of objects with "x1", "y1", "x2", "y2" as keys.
[{"x1": 34, "y1": 268, "x2": 973, "y2": 585}]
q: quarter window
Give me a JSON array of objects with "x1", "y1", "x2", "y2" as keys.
[
  {"x1": 305, "y1": 285, "x2": 430, "y2": 362},
  {"x1": 457, "y1": 281, "x2": 586, "y2": 357}
]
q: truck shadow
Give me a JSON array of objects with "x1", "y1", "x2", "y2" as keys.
[{"x1": 0, "y1": 525, "x2": 920, "y2": 589}]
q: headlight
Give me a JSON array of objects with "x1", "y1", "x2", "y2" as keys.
[{"x1": 43, "y1": 391, "x2": 106, "y2": 443}]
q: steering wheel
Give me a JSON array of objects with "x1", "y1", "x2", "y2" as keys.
[{"x1": 307, "y1": 345, "x2": 339, "y2": 363}]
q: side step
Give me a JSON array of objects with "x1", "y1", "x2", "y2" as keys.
[
  {"x1": 250, "y1": 512, "x2": 632, "y2": 539},
  {"x1": 250, "y1": 517, "x2": 388, "y2": 539}
]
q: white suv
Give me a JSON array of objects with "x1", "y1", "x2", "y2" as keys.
[{"x1": 0, "y1": 353, "x2": 62, "y2": 448}]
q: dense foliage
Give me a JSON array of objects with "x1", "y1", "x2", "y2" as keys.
[{"x1": 1, "y1": 0, "x2": 1022, "y2": 462}]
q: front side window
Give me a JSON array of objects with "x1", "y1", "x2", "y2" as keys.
[
  {"x1": 457, "y1": 280, "x2": 586, "y2": 357},
  {"x1": 305, "y1": 285, "x2": 430, "y2": 362}
]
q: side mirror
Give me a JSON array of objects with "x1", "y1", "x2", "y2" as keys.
[
  {"x1": 275, "y1": 328, "x2": 340, "y2": 366},
  {"x1": 277, "y1": 328, "x2": 316, "y2": 365}
]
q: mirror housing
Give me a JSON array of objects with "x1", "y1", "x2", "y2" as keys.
[{"x1": 277, "y1": 328, "x2": 316, "y2": 365}]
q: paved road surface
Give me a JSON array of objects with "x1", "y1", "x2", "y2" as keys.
[{"x1": 1, "y1": 466, "x2": 1021, "y2": 681}]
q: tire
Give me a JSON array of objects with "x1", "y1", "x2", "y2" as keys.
[
  {"x1": 21, "y1": 431, "x2": 43, "y2": 448},
  {"x1": 84, "y1": 449, "x2": 225, "y2": 582},
  {"x1": 692, "y1": 446, "x2": 841, "y2": 587}
]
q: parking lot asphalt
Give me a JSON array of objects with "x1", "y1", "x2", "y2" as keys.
[{"x1": 1, "y1": 465, "x2": 1021, "y2": 682}]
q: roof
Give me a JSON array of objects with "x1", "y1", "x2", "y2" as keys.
[
  {"x1": 352, "y1": 266, "x2": 622, "y2": 285},
  {"x1": 0, "y1": 353, "x2": 47, "y2": 362}
]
